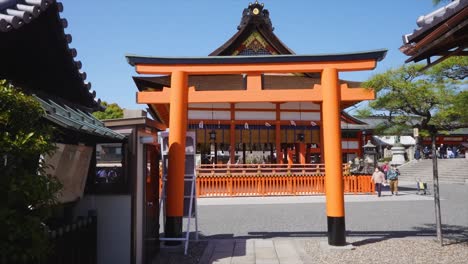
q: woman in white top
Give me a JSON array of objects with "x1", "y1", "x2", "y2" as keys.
[{"x1": 371, "y1": 168, "x2": 386, "y2": 197}]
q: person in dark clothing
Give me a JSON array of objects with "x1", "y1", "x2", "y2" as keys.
[
  {"x1": 439, "y1": 144, "x2": 446, "y2": 158},
  {"x1": 423, "y1": 146, "x2": 430, "y2": 159},
  {"x1": 414, "y1": 148, "x2": 421, "y2": 160}
]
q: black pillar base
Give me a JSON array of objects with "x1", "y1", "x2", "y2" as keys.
[
  {"x1": 327, "y1": 216, "x2": 346, "y2": 246},
  {"x1": 164, "y1": 216, "x2": 182, "y2": 246}
]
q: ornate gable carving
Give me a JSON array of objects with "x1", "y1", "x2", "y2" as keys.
[{"x1": 232, "y1": 31, "x2": 277, "y2": 56}]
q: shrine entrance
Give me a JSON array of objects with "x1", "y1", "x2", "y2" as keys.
[{"x1": 127, "y1": 50, "x2": 386, "y2": 246}]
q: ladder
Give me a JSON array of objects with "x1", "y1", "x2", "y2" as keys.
[{"x1": 158, "y1": 167, "x2": 199, "y2": 255}]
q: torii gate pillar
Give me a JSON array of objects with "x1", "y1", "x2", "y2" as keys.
[
  {"x1": 165, "y1": 71, "x2": 188, "y2": 242},
  {"x1": 322, "y1": 68, "x2": 346, "y2": 245}
]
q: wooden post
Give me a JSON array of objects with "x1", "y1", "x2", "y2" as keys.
[
  {"x1": 322, "y1": 68, "x2": 346, "y2": 246},
  {"x1": 230, "y1": 120, "x2": 236, "y2": 164},
  {"x1": 165, "y1": 71, "x2": 188, "y2": 242},
  {"x1": 276, "y1": 104, "x2": 282, "y2": 164},
  {"x1": 299, "y1": 143, "x2": 306, "y2": 164},
  {"x1": 431, "y1": 133, "x2": 443, "y2": 245}
]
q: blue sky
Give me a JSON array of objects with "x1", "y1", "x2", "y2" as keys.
[{"x1": 60, "y1": 0, "x2": 443, "y2": 111}]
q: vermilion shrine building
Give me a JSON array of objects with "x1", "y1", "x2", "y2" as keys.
[{"x1": 131, "y1": 2, "x2": 382, "y2": 167}]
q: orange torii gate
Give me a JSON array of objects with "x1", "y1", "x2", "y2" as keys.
[{"x1": 127, "y1": 50, "x2": 387, "y2": 246}]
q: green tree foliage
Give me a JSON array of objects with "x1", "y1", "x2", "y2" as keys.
[
  {"x1": 0, "y1": 81, "x2": 62, "y2": 260},
  {"x1": 362, "y1": 57, "x2": 468, "y2": 136},
  {"x1": 354, "y1": 108, "x2": 373, "y2": 118},
  {"x1": 363, "y1": 56, "x2": 467, "y2": 246},
  {"x1": 92, "y1": 101, "x2": 124, "y2": 120}
]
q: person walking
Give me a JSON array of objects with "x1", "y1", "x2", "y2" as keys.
[
  {"x1": 381, "y1": 161, "x2": 390, "y2": 180},
  {"x1": 414, "y1": 148, "x2": 421, "y2": 161},
  {"x1": 371, "y1": 168, "x2": 386, "y2": 197},
  {"x1": 439, "y1": 144, "x2": 447, "y2": 158},
  {"x1": 387, "y1": 164, "x2": 400, "y2": 195},
  {"x1": 423, "y1": 146, "x2": 430, "y2": 159}
]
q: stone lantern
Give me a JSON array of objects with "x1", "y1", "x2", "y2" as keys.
[
  {"x1": 391, "y1": 136, "x2": 406, "y2": 165},
  {"x1": 363, "y1": 140, "x2": 377, "y2": 173}
]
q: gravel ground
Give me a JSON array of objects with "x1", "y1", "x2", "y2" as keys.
[
  {"x1": 303, "y1": 238, "x2": 468, "y2": 264},
  {"x1": 154, "y1": 183, "x2": 467, "y2": 263},
  {"x1": 155, "y1": 237, "x2": 468, "y2": 264}
]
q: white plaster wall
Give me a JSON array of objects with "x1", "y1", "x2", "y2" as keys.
[
  {"x1": 342, "y1": 141, "x2": 359, "y2": 149},
  {"x1": 235, "y1": 111, "x2": 276, "y2": 120},
  {"x1": 281, "y1": 102, "x2": 320, "y2": 110},
  {"x1": 188, "y1": 110, "x2": 230, "y2": 120},
  {"x1": 235, "y1": 102, "x2": 276, "y2": 109},
  {"x1": 280, "y1": 111, "x2": 320, "y2": 121},
  {"x1": 74, "y1": 195, "x2": 131, "y2": 264}
]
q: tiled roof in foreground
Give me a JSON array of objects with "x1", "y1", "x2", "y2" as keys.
[
  {"x1": 0, "y1": 0, "x2": 103, "y2": 111},
  {"x1": 402, "y1": 0, "x2": 467, "y2": 44},
  {"x1": 400, "y1": 0, "x2": 468, "y2": 64},
  {"x1": 35, "y1": 95, "x2": 125, "y2": 142}
]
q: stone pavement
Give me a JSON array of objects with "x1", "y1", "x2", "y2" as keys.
[
  {"x1": 199, "y1": 239, "x2": 302, "y2": 264},
  {"x1": 156, "y1": 182, "x2": 468, "y2": 264},
  {"x1": 197, "y1": 237, "x2": 468, "y2": 264}
]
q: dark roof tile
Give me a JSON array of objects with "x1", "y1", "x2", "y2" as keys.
[
  {"x1": 0, "y1": 0, "x2": 103, "y2": 111},
  {"x1": 402, "y1": 0, "x2": 467, "y2": 44}
]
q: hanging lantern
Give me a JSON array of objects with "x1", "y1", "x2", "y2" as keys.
[
  {"x1": 209, "y1": 130, "x2": 216, "y2": 141},
  {"x1": 297, "y1": 132, "x2": 305, "y2": 142}
]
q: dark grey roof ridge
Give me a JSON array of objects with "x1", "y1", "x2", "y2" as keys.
[
  {"x1": 0, "y1": 0, "x2": 54, "y2": 31},
  {"x1": 403, "y1": 0, "x2": 468, "y2": 44},
  {"x1": 1, "y1": 0, "x2": 103, "y2": 111}
]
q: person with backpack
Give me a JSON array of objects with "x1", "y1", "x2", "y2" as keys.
[{"x1": 387, "y1": 164, "x2": 400, "y2": 195}]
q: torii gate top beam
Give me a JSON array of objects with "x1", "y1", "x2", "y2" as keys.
[
  {"x1": 126, "y1": 50, "x2": 387, "y2": 104},
  {"x1": 127, "y1": 50, "x2": 387, "y2": 75}
]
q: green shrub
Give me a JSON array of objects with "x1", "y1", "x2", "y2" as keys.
[{"x1": 0, "y1": 81, "x2": 62, "y2": 260}]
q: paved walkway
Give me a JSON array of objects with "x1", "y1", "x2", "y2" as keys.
[
  {"x1": 199, "y1": 239, "x2": 303, "y2": 264},
  {"x1": 156, "y1": 182, "x2": 468, "y2": 264}
]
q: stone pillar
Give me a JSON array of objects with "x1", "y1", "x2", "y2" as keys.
[{"x1": 391, "y1": 143, "x2": 406, "y2": 165}]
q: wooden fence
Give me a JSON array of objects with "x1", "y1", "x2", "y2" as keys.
[
  {"x1": 159, "y1": 163, "x2": 374, "y2": 197},
  {"x1": 196, "y1": 174, "x2": 374, "y2": 197},
  {"x1": 47, "y1": 216, "x2": 97, "y2": 264},
  {"x1": 3, "y1": 216, "x2": 97, "y2": 264}
]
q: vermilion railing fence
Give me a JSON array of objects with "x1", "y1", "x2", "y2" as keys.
[{"x1": 159, "y1": 163, "x2": 374, "y2": 197}]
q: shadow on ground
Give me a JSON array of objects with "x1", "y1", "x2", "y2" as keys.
[{"x1": 153, "y1": 224, "x2": 467, "y2": 263}]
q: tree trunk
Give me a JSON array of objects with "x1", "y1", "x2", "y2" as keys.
[{"x1": 431, "y1": 134, "x2": 443, "y2": 245}]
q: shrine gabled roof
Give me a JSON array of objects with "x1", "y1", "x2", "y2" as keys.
[
  {"x1": 209, "y1": 1, "x2": 294, "y2": 56},
  {"x1": 0, "y1": 0, "x2": 103, "y2": 111}
]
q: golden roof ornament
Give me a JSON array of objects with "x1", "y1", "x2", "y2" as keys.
[{"x1": 238, "y1": 1, "x2": 273, "y2": 31}]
